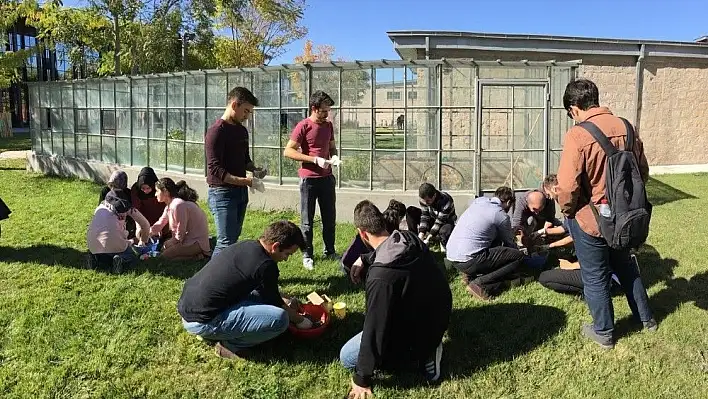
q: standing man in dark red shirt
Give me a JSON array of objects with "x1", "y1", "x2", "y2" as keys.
[
  {"x1": 205, "y1": 87, "x2": 267, "y2": 258},
  {"x1": 283, "y1": 91, "x2": 338, "y2": 270}
]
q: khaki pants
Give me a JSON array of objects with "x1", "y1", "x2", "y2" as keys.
[{"x1": 160, "y1": 239, "x2": 205, "y2": 261}]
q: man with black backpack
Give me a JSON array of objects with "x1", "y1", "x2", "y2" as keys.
[{"x1": 557, "y1": 79, "x2": 656, "y2": 349}]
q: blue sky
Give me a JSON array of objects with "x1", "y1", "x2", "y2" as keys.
[{"x1": 65, "y1": 0, "x2": 708, "y2": 63}]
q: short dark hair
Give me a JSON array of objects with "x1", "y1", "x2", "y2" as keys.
[
  {"x1": 494, "y1": 186, "x2": 515, "y2": 205},
  {"x1": 563, "y1": 79, "x2": 599, "y2": 111},
  {"x1": 543, "y1": 174, "x2": 558, "y2": 190},
  {"x1": 260, "y1": 220, "x2": 305, "y2": 251},
  {"x1": 227, "y1": 86, "x2": 259, "y2": 107},
  {"x1": 418, "y1": 183, "x2": 437, "y2": 200},
  {"x1": 309, "y1": 90, "x2": 334, "y2": 110},
  {"x1": 353, "y1": 200, "x2": 387, "y2": 235}
]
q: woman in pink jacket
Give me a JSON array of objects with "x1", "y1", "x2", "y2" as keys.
[{"x1": 149, "y1": 178, "x2": 211, "y2": 260}]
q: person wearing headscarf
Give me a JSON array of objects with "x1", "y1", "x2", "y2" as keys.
[
  {"x1": 130, "y1": 167, "x2": 166, "y2": 227},
  {"x1": 98, "y1": 170, "x2": 129, "y2": 204},
  {"x1": 87, "y1": 189, "x2": 151, "y2": 273}
]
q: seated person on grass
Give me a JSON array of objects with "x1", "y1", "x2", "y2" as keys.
[
  {"x1": 87, "y1": 189, "x2": 151, "y2": 273},
  {"x1": 341, "y1": 199, "x2": 406, "y2": 285},
  {"x1": 149, "y1": 178, "x2": 211, "y2": 261},
  {"x1": 178, "y1": 220, "x2": 314, "y2": 360},
  {"x1": 340, "y1": 201, "x2": 452, "y2": 399},
  {"x1": 130, "y1": 167, "x2": 169, "y2": 245},
  {"x1": 511, "y1": 174, "x2": 562, "y2": 249},
  {"x1": 445, "y1": 186, "x2": 525, "y2": 301},
  {"x1": 406, "y1": 183, "x2": 456, "y2": 251}
]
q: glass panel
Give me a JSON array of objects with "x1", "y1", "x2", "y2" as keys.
[
  {"x1": 132, "y1": 138, "x2": 148, "y2": 167},
  {"x1": 132, "y1": 79, "x2": 148, "y2": 108},
  {"x1": 481, "y1": 109, "x2": 511, "y2": 151},
  {"x1": 407, "y1": 67, "x2": 438, "y2": 106},
  {"x1": 483, "y1": 86, "x2": 511, "y2": 108},
  {"x1": 339, "y1": 109, "x2": 371, "y2": 149},
  {"x1": 282, "y1": 70, "x2": 306, "y2": 108},
  {"x1": 207, "y1": 74, "x2": 227, "y2": 107},
  {"x1": 149, "y1": 140, "x2": 166, "y2": 170},
  {"x1": 150, "y1": 110, "x2": 166, "y2": 139},
  {"x1": 117, "y1": 110, "x2": 130, "y2": 137},
  {"x1": 253, "y1": 110, "x2": 281, "y2": 147},
  {"x1": 87, "y1": 109, "x2": 101, "y2": 134},
  {"x1": 374, "y1": 109, "x2": 403, "y2": 150},
  {"x1": 50, "y1": 109, "x2": 63, "y2": 132},
  {"x1": 551, "y1": 67, "x2": 573, "y2": 108},
  {"x1": 512, "y1": 151, "x2": 545, "y2": 190},
  {"x1": 88, "y1": 135, "x2": 101, "y2": 161},
  {"x1": 374, "y1": 68, "x2": 403, "y2": 108},
  {"x1": 550, "y1": 108, "x2": 573, "y2": 150},
  {"x1": 280, "y1": 109, "x2": 307, "y2": 145},
  {"x1": 75, "y1": 134, "x2": 88, "y2": 159},
  {"x1": 87, "y1": 82, "x2": 100, "y2": 108},
  {"x1": 512, "y1": 109, "x2": 544, "y2": 150},
  {"x1": 102, "y1": 135, "x2": 116, "y2": 163},
  {"x1": 311, "y1": 69, "x2": 340, "y2": 106},
  {"x1": 339, "y1": 150, "x2": 370, "y2": 189},
  {"x1": 52, "y1": 132, "x2": 62, "y2": 156},
  {"x1": 443, "y1": 67, "x2": 474, "y2": 107},
  {"x1": 167, "y1": 76, "x2": 184, "y2": 108},
  {"x1": 63, "y1": 132, "x2": 75, "y2": 158},
  {"x1": 252, "y1": 147, "x2": 281, "y2": 182},
  {"x1": 167, "y1": 110, "x2": 185, "y2": 140},
  {"x1": 40, "y1": 131, "x2": 51, "y2": 154},
  {"x1": 341, "y1": 68, "x2": 371, "y2": 107},
  {"x1": 206, "y1": 109, "x2": 222, "y2": 130},
  {"x1": 132, "y1": 109, "x2": 148, "y2": 138},
  {"x1": 227, "y1": 72, "x2": 250, "y2": 91},
  {"x1": 61, "y1": 84, "x2": 73, "y2": 108},
  {"x1": 282, "y1": 153, "x2": 300, "y2": 182},
  {"x1": 406, "y1": 109, "x2": 438, "y2": 150},
  {"x1": 149, "y1": 78, "x2": 166, "y2": 108},
  {"x1": 549, "y1": 150, "x2": 562, "y2": 174},
  {"x1": 73, "y1": 83, "x2": 86, "y2": 108},
  {"x1": 30, "y1": 85, "x2": 39, "y2": 109},
  {"x1": 167, "y1": 140, "x2": 184, "y2": 172},
  {"x1": 442, "y1": 109, "x2": 475, "y2": 150},
  {"x1": 74, "y1": 109, "x2": 88, "y2": 133},
  {"x1": 441, "y1": 151, "x2": 475, "y2": 191},
  {"x1": 252, "y1": 71, "x2": 279, "y2": 108},
  {"x1": 116, "y1": 137, "x2": 130, "y2": 165},
  {"x1": 39, "y1": 86, "x2": 49, "y2": 107},
  {"x1": 513, "y1": 85, "x2": 545, "y2": 108},
  {"x1": 186, "y1": 110, "x2": 205, "y2": 142},
  {"x1": 101, "y1": 110, "x2": 116, "y2": 134},
  {"x1": 185, "y1": 75, "x2": 205, "y2": 108},
  {"x1": 373, "y1": 150, "x2": 403, "y2": 190},
  {"x1": 406, "y1": 150, "x2": 437, "y2": 190},
  {"x1": 31, "y1": 129, "x2": 41, "y2": 153},
  {"x1": 185, "y1": 143, "x2": 204, "y2": 175},
  {"x1": 481, "y1": 151, "x2": 511, "y2": 191},
  {"x1": 478, "y1": 66, "x2": 547, "y2": 79},
  {"x1": 116, "y1": 81, "x2": 130, "y2": 107},
  {"x1": 49, "y1": 85, "x2": 61, "y2": 108},
  {"x1": 101, "y1": 81, "x2": 115, "y2": 108}
]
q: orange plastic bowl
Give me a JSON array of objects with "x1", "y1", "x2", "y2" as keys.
[{"x1": 288, "y1": 303, "x2": 330, "y2": 338}]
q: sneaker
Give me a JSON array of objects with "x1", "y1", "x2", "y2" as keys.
[
  {"x1": 643, "y1": 318, "x2": 658, "y2": 332},
  {"x1": 439, "y1": 243, "x2": 446, "y2": 254},
  {"x1": 215, "y1": 342, "x2": 250, "y2": 360},
  {"x1": 303, "y1": 257, "x2": 314, "y2": 270},
  {"x1": 423, "y1": 342, "x2": 443, "y2": 382},
  {"x1": 581, "y1": 323, "x2": 614, "y2": 349},
  {"x1": 324, "y1": 252, "x2": 341, "y2": 261},
  {"x1": 111, "y1": 255, "x2": 124, "y2": 274},
  {"x1": 465, "y1": 281, "x2": 491, "y2": 301}
]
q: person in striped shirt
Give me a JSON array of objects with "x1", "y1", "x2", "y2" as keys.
[{"x1": 405, "y1": 183, "x2": 457, "y2": 251}]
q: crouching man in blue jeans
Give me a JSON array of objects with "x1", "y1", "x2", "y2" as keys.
[
  {"x1": 178, "y1": 220, "x2": 314, "y2": 359},
  {"x1": 340, "y1": 201, "x2": 452, "y2": 398}
]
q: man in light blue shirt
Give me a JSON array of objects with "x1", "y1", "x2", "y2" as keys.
[{"x1": 445, "y1": 186, "x2": 525, "y2": 301}]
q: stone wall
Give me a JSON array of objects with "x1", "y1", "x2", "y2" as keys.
[{"x1": 578, "y1": 56, "x2": 637, "y2": 122}]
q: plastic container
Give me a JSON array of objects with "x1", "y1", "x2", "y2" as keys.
[
  {"x1": 598, "y1": 199, "x2": 611, "y2": 218},
  {"x1": 288, "y1": 304, "x2": 330, "y2": 339}
]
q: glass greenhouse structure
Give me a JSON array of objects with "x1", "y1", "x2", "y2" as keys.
[{"x1": 28, "y1": 59, "x2": 578, "y2": 193}]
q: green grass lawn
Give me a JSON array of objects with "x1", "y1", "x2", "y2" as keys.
[
  {"x1": 0, "y1": 171, "x2": 707, "y2": 398},
  {"x1": 0, "y1": 135, "x2": 31, "y2": 154}
]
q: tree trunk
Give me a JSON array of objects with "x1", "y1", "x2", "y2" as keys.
[{"x1": 113, "y1": 15, "x2": 120, "y2": 76}]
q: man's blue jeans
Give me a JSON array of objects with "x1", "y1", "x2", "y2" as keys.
[
  {"x1": 182, "y1": 294, "x2": 289, "y2": 351},
  {"x1": 208, "y1": 186, "x2": 248, "y2": 258},
  {"x1": 340, "y1": 331, "x2": 363, "y2": 370},
  {"x1": 567, "y1": 218, "x2": 653, "y2": 338}
]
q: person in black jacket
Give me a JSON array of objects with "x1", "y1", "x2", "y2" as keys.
[{"x1": 340, "y1": 200, "x2": 452, "y2": 398}]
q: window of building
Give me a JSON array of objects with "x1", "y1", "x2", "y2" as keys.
[{"x1": 386, "y1": 91, "x2": 401, "y2": 100}]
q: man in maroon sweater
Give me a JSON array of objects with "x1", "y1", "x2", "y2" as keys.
[{"x1": 205, "y1": 87, "x2": 267, "y2": 257}]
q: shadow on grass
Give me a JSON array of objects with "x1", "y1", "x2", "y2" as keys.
[
  {"x1": 646, "y1": 177, "x2": 697, "y2": 206},
  {"x1": 635, "y1": 244, "x2": 679, "y2": 289}
]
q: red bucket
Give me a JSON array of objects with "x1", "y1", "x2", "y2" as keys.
[{"x1": 288, "y1": 303, "x2": 330, "y2": 338}]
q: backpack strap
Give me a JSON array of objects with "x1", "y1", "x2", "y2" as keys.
[
  {"x1": 619, "y1": 117, "x2": 635, "y2": 152},
  {"x1": 577, "y1": 121, "x2": 618, "y2": 157}
]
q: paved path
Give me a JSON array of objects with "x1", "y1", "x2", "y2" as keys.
[{"x1": 0, "y1": 150, "x2": 30, "y2": 159}]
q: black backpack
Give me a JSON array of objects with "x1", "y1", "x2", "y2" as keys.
[{"x1": 578, "y1": 118, "x2": 653, "y2": 250}]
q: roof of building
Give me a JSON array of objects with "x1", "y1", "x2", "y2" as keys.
[{"x1": 387, "y1": 30, "x2": 708, "y2": 60}]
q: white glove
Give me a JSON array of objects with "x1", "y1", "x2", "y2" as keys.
[
  {"x1": 249, "y1": 177, "x2": 265, "y2": 194},
  {"x1": 253, "y1": 167, "x2": 268, "y2": 179},
  {"x1": 295, "y1": 317, "x2": 313, "y2": 330},
  {"x1": 536, "y1": 227, "x2": 547, "y2": 237},
  {"x1": 313, "y1": 157, "x2": 329, "y2": 169},
  {"x1": 326, "y1": 155, "x2": 342, "y2": 167}
]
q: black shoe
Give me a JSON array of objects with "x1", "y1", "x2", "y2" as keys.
[
  {"x1": 422, "y1": 342, "x2": 443, "y2": 382},
  {"x1": 643, "y1": 318, "x2": 658, "y2": 332},
  {"x1": 111, "y1": 255, "x2": 124, "y2": 274},
  {"x1": 581, "y1": 323, "x2": 614, "y2": 349}
]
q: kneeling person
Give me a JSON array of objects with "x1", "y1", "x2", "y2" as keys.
[
  {"x1": 341, "y1": 201, "x2": 452, "y2": 398},
  {"x1": 178, "y1": 221, "x2": 313, "y2": 359}
]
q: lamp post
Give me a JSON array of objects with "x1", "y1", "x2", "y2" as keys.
[{"x1": 181, "y1": 32, "x2": 196, "y2": 71}]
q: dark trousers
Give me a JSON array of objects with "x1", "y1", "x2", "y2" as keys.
[
  {"x1": 405, "y1": 206, "x2": 454, "y2": 246},
  {"x1": 538, "y1": 269, "x2": 583, "y2": 295},
  {"x1": 567, "y1": 218, "x2": 653, "y2": 338},
  {"x1": 300, "y1": 175, "x2": 336, "y2": 258},
  {"x1": 451, "y1": 246, "x2": 525, "y2": 295}
]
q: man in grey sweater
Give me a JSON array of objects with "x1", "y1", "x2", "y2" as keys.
[{"x1": 445, "y1": 186, "x2": 525, "y2": 301}]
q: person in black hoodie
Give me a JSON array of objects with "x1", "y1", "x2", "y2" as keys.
[
  {"x1": 340, "y1": 200, "x2": 452, "y2": 398},
  {"x1": 130, "y1": 167, "x2": 169, "y2": 244}
]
